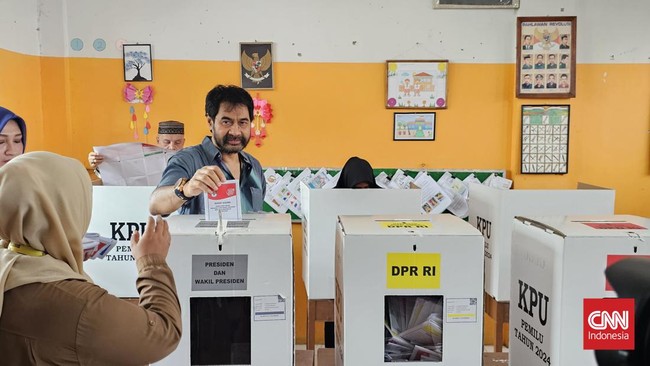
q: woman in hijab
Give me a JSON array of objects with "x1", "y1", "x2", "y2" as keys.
[
  {"x1": 0, "y1": 106, "x2": 27, "y2": 167},
  {"x1": 0, "y1": 152, "x2": 181, "y2": 365},
  {"x1": 335, "y1": 156, "x2": 380, "y2": 189}
]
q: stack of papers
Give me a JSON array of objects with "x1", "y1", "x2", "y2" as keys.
[{"x1": 385, "y1": 296, "x2": 444, "y2": 362}]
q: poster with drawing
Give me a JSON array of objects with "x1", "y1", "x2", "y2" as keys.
[
  {"x1": 386, "y1": 60, "x2": 448, "y2": 109},
  {"x1": 521, "y1": 105, "x2": 570, "y2": 174}
]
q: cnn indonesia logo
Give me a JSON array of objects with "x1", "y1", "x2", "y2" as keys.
[{"x1": 583, "y1": 298, "x2": 635, "y2": 350}]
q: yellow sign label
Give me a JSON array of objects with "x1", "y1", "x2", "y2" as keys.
[
  {"x1": 378, "y1": 220, "x2": 432, "y2": 229},
  {"x1": 386, "y1": 253, "x2": 441, "y2": 289}
]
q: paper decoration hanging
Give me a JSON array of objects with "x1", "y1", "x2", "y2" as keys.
[
  {"x1": 123, "y1": 83, "x2": 154, "y2": 140},
  {"x1": 251, "y1": 94, "x2": 273, "y2": 147}
]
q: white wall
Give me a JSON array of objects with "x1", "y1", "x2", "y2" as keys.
[
  {"x1": 0, "y1": 0, "x2": 40, "y2": 55},
  {"x1": 2, "y1": 0, "x2": 649, "y2": 63}
]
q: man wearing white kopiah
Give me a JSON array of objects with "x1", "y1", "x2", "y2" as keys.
[{"x1": 149, "y1": 85, "x2": 265, "y2": 215}]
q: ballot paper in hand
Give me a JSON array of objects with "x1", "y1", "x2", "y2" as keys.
[
  {"x1": 82, "y1": 233, "x2": 118, "y2": 261},
  {"x1": 204, "y1": 180, "x2": 242, "y2": 221},
  {"x1": 93, "y1": 142, "x2": 176, "y2": 186}
]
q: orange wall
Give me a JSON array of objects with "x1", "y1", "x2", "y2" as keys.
[{"x1": 2, "y1": 48, "x2": 649, "y2": 344}]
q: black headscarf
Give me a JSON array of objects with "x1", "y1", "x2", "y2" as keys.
[{"x1": 334, "y1": 156, "x2": 380, "y2": 189}]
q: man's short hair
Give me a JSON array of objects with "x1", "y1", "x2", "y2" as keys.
[
  {"x1": 205, "y1": 85, "x2": 254, "y2": 121},
  {"x1": 158, "y1": 121, "x2": 184, "y2": 135}
]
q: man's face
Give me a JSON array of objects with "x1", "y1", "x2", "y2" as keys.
[
  {"x1": 524, "y1": 36, "x2": 531, "y2": 45},
  {"x1": 524, "y1": 75, "x2": 531, "y2": 83},
  {"x1": 562, "y1": 37, "x2": 568, "y2": 45},
  {"x1": 208, "y1": 102, "x2": 251, "y2": 154},
  {"x1": 524, "y1": 57, "x2": 531, "y2": 65},
  {"x1": 536, "y1": 55, "x2": 544, "y2": 63},
  {"x1": 549, "y1": 75, "x2": 556, "y2": 82},
  {"x1": 0, "y1": 120, "x2": 24, "y2": 167},
  {"x1": 536, "y1": 76, "x2": 544, "y2": 85},
  {"x1": 549, "y1": 55, "x2": 556, "y2": 63},
  {"x1": 157, "y1": 133, "x2": 185, "y2": 151}
]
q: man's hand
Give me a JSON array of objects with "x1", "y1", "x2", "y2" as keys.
[
  {"x1": 130, "y1": 216, "x2": 171, "y2": 260},
  {"x1": 88, "y1": 152, "x2": 104, "y2": 168},
  {"x1": 182, "y1": 166, "x2": 227, "y2": 198}
]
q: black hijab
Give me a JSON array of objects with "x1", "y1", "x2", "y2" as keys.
[{"x1": 334, "y1": 156, "x2": 380, "y2": 189}]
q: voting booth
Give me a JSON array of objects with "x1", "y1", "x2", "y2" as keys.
[
  {"x1": 467, "y1": 183, "x2": 615, "y2": 302},
  {"x1": 335, "y1": 214, "x2": 484, "y2": 365},
  {"x1": 157, "y1": 214, "x2": 294, "y2": 366},
  {"x1": 509, "y1": 215, "x2": 649, "y2": 366},
  {"x1": 84, "y1": 186, "x2": 155, "y2": 297},
  {"x1": 301, "y1": 184, "x2": 422, "y2": 300}
]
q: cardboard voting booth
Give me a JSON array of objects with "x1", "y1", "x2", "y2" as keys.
[
  {"x1": 301, "y1": 183, "x2": 422, "y2": 300},
  {"x1": 467, "y1": 183, "x2": 615, "y2": 302},
  {"x1": 509, "y1": 215, "x2": 650, "y2": 366},
  {"x1": 157, "y1": 214, "x2": 294, "y2": 366},
  {"x1": 84, "y1": 186, "x2": 155, "y2": 297},
  {"x1": 334, "y1": 214, "x2": 484, "y2": 365}
]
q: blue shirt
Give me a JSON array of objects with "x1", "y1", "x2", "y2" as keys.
[{"x1": 157, "y1": 136, "x2": 266, "y2": 214}]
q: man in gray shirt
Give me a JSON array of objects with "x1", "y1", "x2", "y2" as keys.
[{"x1": 149, "y1": 85, "x2": 265, "y2": 215}]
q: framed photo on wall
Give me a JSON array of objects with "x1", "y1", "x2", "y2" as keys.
[
  {"x1": 434, "y1": 0, "x2": 519, "y2": 9},
  {"x1": 386, "y1": 60, "x2": 448, "y2": 109},
  {"x1": 521, "y1": 105, "x2": 570, "y2": 174},
  {"x1": 393, "y1": 112, "x2": 436, "y2": 141},
  {"x1": 123, "y1": 44, "x2": 153, "y2": 82},
  {"x1": 240, "y1": 42, "x2": 274, "y2": 89},
  {"x1": 516, "y1": 16, "x2": 576, "y2": 98}
]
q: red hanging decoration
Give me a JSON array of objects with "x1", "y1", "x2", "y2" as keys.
[{"x1": 252, "y1": 93, "x2": 273, "y2": 147}]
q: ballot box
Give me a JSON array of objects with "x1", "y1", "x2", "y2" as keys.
[
  {"x1": 509, "y1": 215, "x2": 650, "y2": 366},
  {"x1": 157, "y1": 213, "x2": 294, "y2": 366},
  {"x1": 467, "y1": 183, "x2": 615, "y2": 302},
  {"x1": 335, "y1": 214, "x2": 484, "y2": 365},
  {"x1": 84, "y1": 186, "x2": 155, "y2": 297},
  {"x1": 301, "y1": 183, "x2": 422, "y2": 300}
]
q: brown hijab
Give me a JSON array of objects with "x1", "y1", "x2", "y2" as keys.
[{"x1": 0, "y1": 152, "x2": 92, "y2": 317}]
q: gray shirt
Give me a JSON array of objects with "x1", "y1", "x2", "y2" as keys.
[{"x1": 158, "y1": 136, "x2": 266, "y2": 214}]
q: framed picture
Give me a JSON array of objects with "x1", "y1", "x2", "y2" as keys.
[
  {"x1": 123, "y1": 44, "x2": 153, "y2": 82},
  {"x1": 516, "y1": 16, "x2": 576, "y2": 98},
  {"x1": 386, "y1": 60, "x2": 448, "y2": 109},
  {"x1": 434, "y1": 0, "x2": 519, "y2": 9},
  {"x1": 240, "y1": 42, "x2": 274, "y2": 89},
  {"x1": 521, "y1": 105, "x2": 570, "y2": 174},
  {"x1": 393, "y1": 112, "x2": 436, "y2": 141}
]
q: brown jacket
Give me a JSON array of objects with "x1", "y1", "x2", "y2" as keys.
[{"x1": 0, "y1": 255, "x2": 181, "y2": 365}]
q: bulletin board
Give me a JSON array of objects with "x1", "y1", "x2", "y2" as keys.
[{"x1": 262, "y1": 167, "x2": 505, "y2": 220}]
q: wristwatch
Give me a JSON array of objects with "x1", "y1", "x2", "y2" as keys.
[{"x1": 173, "y1": 178, "x2": 192, "y2": 201}]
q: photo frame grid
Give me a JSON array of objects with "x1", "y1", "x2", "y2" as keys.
[{"x1": 516, "y1": 16, "x2": 577, "y2": 99}]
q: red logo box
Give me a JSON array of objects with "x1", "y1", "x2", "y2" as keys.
[{"x1": 584, "y1": 298, "x2": 635, "y2": 350}]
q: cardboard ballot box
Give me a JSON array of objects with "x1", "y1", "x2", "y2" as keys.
[
  {"x1": 509, "y1": 215, "x2": 650, "y2": 366},
  {"x1": 335, "y1": 214, "x2": 484, "y2": 365},
  {"x1": 301, "y1": 183, "x2": 422, "y2": 300},
  {"x1": 156, "y1": 214, "x2": 294, "y2": 366},
  {"x1": 467, "y1": 183, "x2": 615, "y2": 301},
  {"x1": 84, "y1": 186, "x2": 155, "y2": 297}
]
